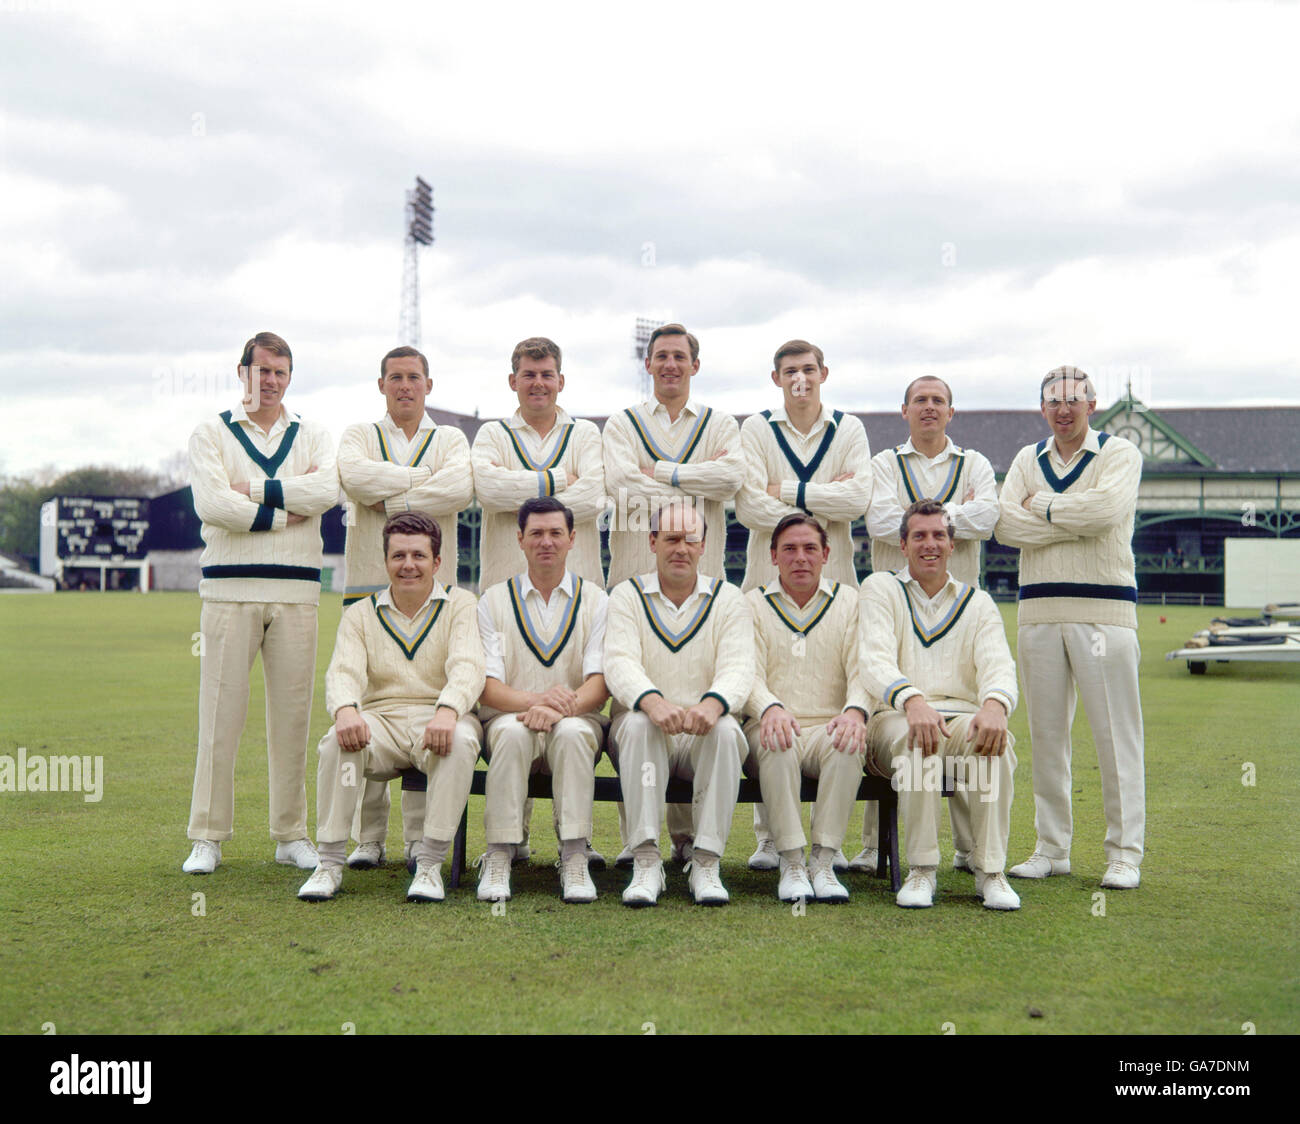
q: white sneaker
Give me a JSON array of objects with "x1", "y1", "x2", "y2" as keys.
[
  {"x1": 847, "y1": 846, "x2": 879, "y2": 873},
  {"x1": 585, "y1": 843, "x2": 606, "y2": 871},
  {"x1": 1100, "y1": 860, "x2": 1141, "y2": 889},
  {"x1": 832, "y1": 848, "x2": 848, "y2": 872},
  {"x1": 953, "y1": 850, "x2": 974, "y2": 873},
  {"x1": 671, "y1": 838, "x2": 694, "y2": 866},
  {"x1": 407, "y1": 861, "x2": 445, "y2": 902},
  {"x1": 747, "y1": 838, "x2": 779, "y2": 871},
  {"x1": 183, "y1": 840, "x2": 221, "y2": 874},
  {"x1": 686, "y1": 855, "x2": 729, "y2": 906},
  {"x1": 1008, "y1": 850, "x2": 1071, "y2": 879},
  {"x1": 809, "y1": 850, "x2": 850, "y2": 903},
  {"x1": 777, "y1": 856, "x2": 813, "y2": 902},
  {"x1": 475, "y1": 848, "x2": 512, "y2": 902},
  {"x1": 511, "y1": 843, "x2": 531, "y2": 865},
  {"x1": 347, "y1": 842, "x2": 385, "y2": 869},
  {"x1": 559, "y1": 852, "x2": 598, "y2": 903},
  {"x1": 976, "y1": 870, "x2": 1021, "y2": 911},
  {"x1": 896, "y1": 867, "x2": 937, "y2": 908},
  {"x1": 275, "y1": 839, "x2": 319, "y2": 870},
  {"x1": 298, "y1": 864, "x2": 343, "y2": 901},
  {"x1": 622, "y1": 856, "x2": 666, "y2": 907},
  {"x1": 614, "y1": 844, "x2": 636, "y2": 869},
  {"x1": 404, "y1": 841, "x2": 417, "y2": 875}
]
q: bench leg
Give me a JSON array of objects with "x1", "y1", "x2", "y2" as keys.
[
  {"x1": 450, "y1": 804, "x2": 468, "y2": 890},
  {"x1": 877, "y1": 790, "x2": 902, "y2": 893}
]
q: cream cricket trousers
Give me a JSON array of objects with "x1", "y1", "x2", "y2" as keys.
[
  {"x1": 353, "y1": 778, "x2": 426, "y2": 845},
  {"x1": 858, "y1": 781, "x2": 973, "y2": 854},
  {"x1": 746, "y1": 723, "x2": 864, "y2": 853},
  {"x1": 483, "y1": 714, "x2": 602, "y2": 844},
  {"x1": 188, "y1": 600, "x2": 316, "y2": 843},
  {"x1": 1018, "y1": 622, "x2": 1145, "y2": 866},
  {"x1": 316, "y1": 706, "x2": 482, "y2": 846},
  {"x1": 867, "y1": 711, "x2": 1016, "y2": 873},
  {"x1": 609, "y1": 711, "x2": 745, "y2": 857}
]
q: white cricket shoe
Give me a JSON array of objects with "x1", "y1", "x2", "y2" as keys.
[
  {"x1": 559, "y1": 853, "x2": 598, "y2": 903},
  {"x1": 777, "y1": 856, "x2": 813, "y2": 902},
  {"x1": 347, "y1": 842, "x2": 385, "y2": 869},
  {"x1": 896, "y1": 867, "x2": 937, "y2": 909},
  {"x1": 1100, "y1": 860, "x2": 1141, "y2": 890},
  {"x1": 183, "y1": 840, "x2": 221, "y2": 874},
  {"x1": 298, "y1": 864, "x2": 343, "y2": 901},
  {"x1": 953, "y1": 850, "x2": 974, "y2": 873},
  {"x1": 847, "y1": 846, "x2": 879, "y2": 874},
  {"x1": 686, "y1": 855, "x2": 729, "y2": 906},
  {"x1": 623, "y1": 856, "x2": 666, "y2": 907},
  {"x1": 1008, "y1": 851, "x2": 1071, "y2": 879},
  {"x1": 475, "y1": 849, "x2": 512, "y2": 902},
  {"x1": 614, "y1": 844, "x2": 636, "y2": 869},
  {"x1": 275, "y1": 839, "x2": 319, "y2": 870},
  {"x1": 585, "y1": 843, "x2": 606, "y2": 871},
  {"x1": 407, "y1": 861, "x2": 445, "y2": 902},
  {"x1": 976, "y1": 870, "x2": 1021, "y2": 911},
  {"x1": 832, "y1": 848, "x2": 849, "y2": 872},
  {"x1": 809, "y1": 850, "x2": 850, "y2": 903},
  {"x1": 747, "y1": 838, "x2": 779, "y2": 871}
]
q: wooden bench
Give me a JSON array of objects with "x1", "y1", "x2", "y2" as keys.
[{"x1": 399, "y1": 768, "x2": 906, "y2": 892}]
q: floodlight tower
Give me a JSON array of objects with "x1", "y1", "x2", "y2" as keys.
[
  {"x1": 399, "y1": 177, "x2": 435, "y2": 347},
  {"x1": 633, "y1": 317, "x2": 665, "y2": 401}
]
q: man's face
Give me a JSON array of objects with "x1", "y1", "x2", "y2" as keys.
[
  {"x1": 1040, "y1": 378, "x2": 1097, "y2": 446},
  {"x1": 509, "y1": 355, "x2": 564, "y2": 416},
  {"x1": 385, "y1": 532, "x2": 438, "y2": 596},
  {"x1": 771, "y1": 351, "x2": 827, "y2": 404},
  {"x1": 646, "y1": 334, "x2": 699, "y2": 403},
  {"x1": 242, "y1": 345, "x2": 291, "y2": 414},
  {"x1": 650, "y1": 505, "x2": 705, "y2": 581},
  {"x1": 902, "y1": 379, "x2": 954, "y2": 442},
  {"x1": 772, "y1": 523, "x2": 828, "y2": 594},
  {"x1": 900, "y1": 513, "x2": 954, "y2": 583},
  {"x1": 517, "y1": 511, "x2": 574, "y2": 571},
  {"x1": 379, "y1": 356, "x2": 432, "y2": 424}
]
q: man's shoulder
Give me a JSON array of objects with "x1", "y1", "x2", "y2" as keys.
[
  {"x1": 445, "y1": 585, "x2": 478, "y2": 611},
  {"x1": 861, "y1": 570, "x2": 904, "y2": 599}
]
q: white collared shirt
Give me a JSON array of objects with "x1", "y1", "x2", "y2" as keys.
[
  {"x1": 376, "y1": 580, "x2": 448, "y2": 625},
  {"x1": 767, "y1": 403, "x2": 835, "y2": 445},
  {"x1": 897, "y1": 435, "x2": 958, "y2": 467},
  {"x1": 636, "y1": 569, "x2": 716, "y2": 617},
  {"x1": 1043, "y1": 426, "x2": 1102, "y2": 473},
  {"x1": 377, "y1": 409, "x2": 436, "y2": 464},
  {"x1": 896, "y1": 569, "x2": 964, "y2": 617},
  {"x1": 645, "y1": 395, "x2": 700, "y2": 431},
  {"x1": 478, "y1": 569, "x2": 607, "y2": 680},
  {"x1": 230, "y1": 401, "x2": 296, "y2": 442},
  {"x1": 761, "y1": 574, "x2": 838, "y2": 612}
]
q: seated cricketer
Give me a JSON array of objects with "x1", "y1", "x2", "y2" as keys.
[
  {"x1": 474, "y1": 497, "x2": 610, "y2": 904},
  {"x1": 603, "y1": 502, "x2": 755, "y2": 907},
  {"x1": 744, "y1": 513, "x2": 869, "y2": 903},
  {"x1": 298, "y1": 512, "x2": 485, "y2": 903},
  {"x1": 858, "y1": 499, "x2": 1020, "y2": 911}
]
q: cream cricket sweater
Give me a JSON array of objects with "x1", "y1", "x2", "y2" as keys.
[
  {"x1": 602, "y1": 398, "x2": 745, "y2": 587},
  {"x1": 603, "y1": 572, "x2": 755, "y2": 717},
  {"x1": 858, "y1": 570, "x2": 1018, "y2": 718},
  {"x1": 743, "y1": 578, "x2": 870, "y2": 727},
  {"x1": 337, "y1": 416, "x2": 473, "y2": 601},
  {"x1": 866, "y1": 437, "x2": 997, "y2": 586},
  {"x1": 471, "y1": 410, "x2": 607, "y2": 589},
  {"x1": 994, "y1": 429, "x2": 1142, "y2": 629},
  {"x1": 324, "y1": 583, "x2": 485, "y2": 718},
  {"x1": 189, "y1": 404, "x2": 339, "y2": 605},
  {"x1": 476, "y1": 570, "x2": 608, "y2": 720},
  {"x1": 734, "y1": 405, "x2": 872, "y2": 591}
]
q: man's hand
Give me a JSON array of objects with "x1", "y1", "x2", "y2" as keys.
[
  {"x1": 708, "y1": 448, "x2": 729, "y2": 461},
  {"x1": 566, "y1": 470, "x2": 577, "y2": 486},
  {"x1": 334, "y1": 706, "x2": 370, "y2": 752},
  {"x1": 964, "y1": 485, "x2": 975, "y2": 503},
  {"x1": 286, "y1": 513, "x2": 307, "y2": 525},
  {"x1": 826, "y1": 709, "x2": 867, "y2": 755},
  {"x1": 967, "y1": 699, "x2": 1009, "y2": 756},
  {"x1": 231, "y1": 481, "x2": 251, "y2": 496},
  {"x1": 759, "y1": 705, "x2": 801, "y2": 751},
  {"x1": 682, "y1": 696, "x2": 725, "y2": 736},
  {"x1": 518, "y1": 704, "x2": 562, "y2": 733},
  {"x1": 537, "y1": 685, "x2": 579, "y2": 716},
  {"x1": 640, "y1": 465, "x2": 656, "y2": 478},
  {"x1": 367, "y1": 500, "x2": 387, "y2": 513},
  {"x1": 766, "y1": 482, "x2": 783, "y2": 498},
  {"x1": 1021, "y1": 491, "x2": 1037, "y2": 511},
  {"x1": 641, "y1": 693, "x2": 687, "y2": 735},
  {"x1": 832, "y1": 471, "x2": 855, "y2": 483},
  {"x1": 422, "y1": 706, "x2": 459, "y2": 756},
  {"x1": 903, "y1": 695, "x2": 950, "y2": 756}
]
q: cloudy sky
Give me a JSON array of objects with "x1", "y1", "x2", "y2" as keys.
[{"x1": 1, "y1": 0, "x2": 1296, "y2": 480}]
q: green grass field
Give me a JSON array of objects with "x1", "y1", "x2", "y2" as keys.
[{"x1": 0, "y1": 593, "x2": 1295, "y2": 1035}]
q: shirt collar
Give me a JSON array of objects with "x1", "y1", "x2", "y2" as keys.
[
  {"x1": 516, "y1": 568, "x2": 576, "y2": 602},
  {"x1": 377, "y1": 580, "x2": 448, "y2": 617},
  {"x1": 1044, "y1": 426, "x2": 1101, "y2": 466},
  {"x1": 646, "y1": 396, "x2": 699, "y2": 419},
  {"x1": 505, "y1": 406, "x2": 573, "y2": 432},
  {"x1": 898, "y1": 568, "x2": 962, "y2": 603},
  {"x1": 899, "y1": 435, "x2": 957, "y2": 460},
  {"x1": 379, "y1": 410, "x2": 435, "y2": 435},
  {"x1": 230, "y1": 402, "x2": 296, "y2": 436},
  {"x1": 638, "y1": 569, "x2": 714, "y2": 600},
  {"x1": 767, "y1": 403, "x2": 834, "y2": 436},
  {"x1": 762, "y1": 574, "x2": 837, "y2": 606}
]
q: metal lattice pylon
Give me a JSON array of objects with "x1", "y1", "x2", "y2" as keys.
[{"x1": 399, "y1": 177, "x2": 435, "y2": 347}]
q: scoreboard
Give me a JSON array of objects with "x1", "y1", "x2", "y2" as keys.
[{"x1": 54, "y1": 496, "x2": 150, "y2": 561}]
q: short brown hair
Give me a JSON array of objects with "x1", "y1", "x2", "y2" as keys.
[
  {"x1": 239, "y1": 331, "x2": 292, "y2": 372},
  {"x1": 517, "y1": 496, "x2": 573, "y2": 533},
  {"x1": 381, "y1": 346, "x2": 429, "y2": 378},
  {"x1": 770, "y1": 512, "x2": 828, "y2": 553},
  {"x1": 1040, "y1": 365, "x2": 1095, "y2": 402},
  {"x1": 899, "y1": 498, "x2": 954, "y2": 543},
  {"x1": 772, "y1": 340, "x2": 825, "y2": 371},
  {"x1": 647, "y1": 323, "x2": 699, "y2": 363},
  {"x1": 903, "y1": 376, "x2": 953, "y2": 406},
  {"x1": 510, "y1": 337, "x2": 562, "y2": 374},
  {"x1": 383, "y1": 511, "x2": 441, "y2": 558}
]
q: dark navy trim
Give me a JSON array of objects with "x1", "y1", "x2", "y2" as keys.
[
  {"x1": 250, "y1": 504, "x2": 275, "y2": 533},
  {"x1": 796, "y1": 481, "x2": 808, "y2": 511},
  {"x1": 202, "y1": 564, "x2": 321, "y2": 582},
  {"x1": 1018, "y1": 582, "x2": 1137, "y2": 603},
  {"x1": 633, "y1": 689, "x2": 662, "y2": 712},
  {"x1": 701, "y1": 691, "x2": 730, "y2": 716},
  {"x1": 1035, "y1": 431, "x2": 1110, "y2": 493},
  {"x1": 219, "y1": 410, "x2": 300, "y2": 478},
  {"x1": 263, "y1": 479, "x2": 285, "y2": 509},
  {"x1": 762, "y1": 408, "x2": 842, "y2": 483}
]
